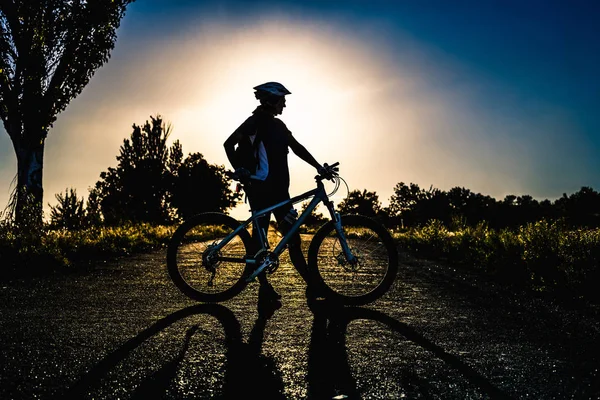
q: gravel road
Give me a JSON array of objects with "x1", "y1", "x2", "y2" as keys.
[{"x1": 0, "y1": 245, "x2": 598, "y2": 399}]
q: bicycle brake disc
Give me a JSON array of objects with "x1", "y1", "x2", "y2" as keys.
[{"x1": 335, "y1": 251, "x2": 360, "y2": 272}]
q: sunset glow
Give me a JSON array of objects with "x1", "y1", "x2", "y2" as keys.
[
  {"x1": 166, "y1": 21, "x2": 420, "y2": 217},
  {"x1": 0, "y1": 2, "x2": 598, "y2": 219}
]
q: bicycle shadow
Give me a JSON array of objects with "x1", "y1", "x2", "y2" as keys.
[
  {"x1": 307, "y1": 304, "x2": 514, "y2": 400},
  {"x1": 66, "y1": 301, "x2": 286, "y2": 399}
]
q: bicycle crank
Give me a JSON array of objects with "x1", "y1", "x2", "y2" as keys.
[{"x1": 246, "y1": 250, "x2": 279, "y2": 282}]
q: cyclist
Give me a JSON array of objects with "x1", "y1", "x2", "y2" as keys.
[{"x1": 224, "y1": 81, "x2": 326, "y2": 303}]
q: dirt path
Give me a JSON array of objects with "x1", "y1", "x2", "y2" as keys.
[{"x1": 0, "y1": 248, "x2": 598, "y2": 399}]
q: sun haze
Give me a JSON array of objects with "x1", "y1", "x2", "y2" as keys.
[{"x1": 0, "y1": 1, "x2": 598, "y2": 219}]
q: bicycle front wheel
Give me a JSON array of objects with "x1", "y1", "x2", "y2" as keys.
[
  {"x1": 167, "y1": 212, "x2": 253, "y2": 302},
  {"x1": 308, "y1": 215, "x2": 398, "y2": 305}
]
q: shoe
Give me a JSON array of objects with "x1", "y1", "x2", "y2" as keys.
[{"x1": 259, "y1": 282, "x2": 282, "y2": 301}]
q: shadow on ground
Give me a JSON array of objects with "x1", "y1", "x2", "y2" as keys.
[{"x1": 66, "y1": 296, "x2": 512, "y2": 399}]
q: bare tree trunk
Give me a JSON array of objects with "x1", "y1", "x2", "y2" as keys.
[{"x1": 14, "y1": 140, "x2": 45, "y2": 227}]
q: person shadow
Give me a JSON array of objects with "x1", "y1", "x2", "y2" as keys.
[
  {"x1": 306, "y1": 303, "x2": 514, "y2": 400},
  {"x1": 222, "y1": 295, "x2": 286, "y2": 399}
]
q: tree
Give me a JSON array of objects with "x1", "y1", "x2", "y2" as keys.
[
  {"x1": 84, "y1": 186, "x2": 102, "y2": 227},
  {"x1": 446, "y1": 187, "x2": 497, "y2": 227},
  {"x1": 0, "y1": 0, "x2": 134, "y2": 226},
  {"x1": 554, "y1": 187, "x2": 600, "y2": 227},
  {"x1": 514, "y1": 195, "x2": 541, "y2": 226},
  {"x1": 388, "y1": 182, "x2": 447, "y2": 226},
  {"x1": 93, "y1": 116, "x2": 180, "y2": 225},
  {"x1": 447, "y1": 187, "x2": 473, "y2": 213},
  {"x1": 49, "y1": 187, "x2": 84, "y2": 229},
  {"x1": 411, "y1": 188, "x2": 450, "y2": 225},
  {"x1": 388, "y1": 182, "x2": 425, "y2": 217},
  {"x1": 337, "y1": 189, "x2": 381, "y2": 217},
  {"x1": 169, "y1": 153, "x2": 240, "y2": 220},
  {"x1": 93, "y1": 115, "x2": 240, "y2": 224}
]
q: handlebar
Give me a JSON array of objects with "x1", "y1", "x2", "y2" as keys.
[
  {"x1": 316, "y1": 162, "x2": 340, "y2": 182},
  {"x1": 226, "y1": 162, "x2": 341, "y2": 183}
]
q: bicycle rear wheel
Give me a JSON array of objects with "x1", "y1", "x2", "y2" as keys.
[
  {"x1": 167, "y1": 212, "x2": 253, "y2": 302},
  {"x1": 308, "y1": 215, "x2": 398, "y2": 305}
]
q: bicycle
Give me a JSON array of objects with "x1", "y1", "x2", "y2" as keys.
[{"x1": 167, "y1": 162, "x2": 398, "y2": 305}]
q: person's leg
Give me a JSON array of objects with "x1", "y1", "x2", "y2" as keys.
[
  {"x1": 273, "y1": 204, "x2": 312, "y2": 284},
  {"x1": 272, "y1": 194, "x2": 325, "y2": 301},
  {"x1": 247, "y1": 181, "x2": 280, "y2": 300},
  {"x1": 251, "y1": 211, "x2": 271, "y2": 254},
  {"x1": 247, "y1": 180, "x2": 271, "y2": 254},
  {"x1": 254, "y1": 212, "x2": 280, "y2": 297}
]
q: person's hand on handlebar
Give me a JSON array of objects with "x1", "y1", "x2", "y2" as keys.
[{"x1": 318, "y1": 163, "x2": 339, "y2": 181}]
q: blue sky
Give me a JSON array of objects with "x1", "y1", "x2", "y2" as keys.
[{"x1": 1, "y1": 0, "x2": 598, "y2": 216}]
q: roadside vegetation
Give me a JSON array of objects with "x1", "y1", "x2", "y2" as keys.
[
  {"x1": 1, "y1": 113, "x2": 598, "y2": 304},
  {"x1": 333, "y1": 184, "x2": 600, "y2": 303},
  {"x1": 395, "y1": 220, "x2": 600, "y2": 303},
  {"x1": 0, "y1": 218, "x2": 175, "y2": 274},
  {"x1": 3, "y1": 208, "x2": 598, "y2": 304},
  {"x1": 0, "y1": 115, "x2": 235, "y2": 276}
]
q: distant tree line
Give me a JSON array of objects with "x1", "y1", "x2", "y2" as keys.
[
  {"x1": 49, "y1": 115, "x2": 600, "y2": 231},
  {"x1": 336, "y1": 184, "x2": 600, "y2": 230}
]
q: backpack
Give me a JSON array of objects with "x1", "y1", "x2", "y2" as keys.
[{"x1": 234, "y1": 131, "x2": 262, "y2": 174}]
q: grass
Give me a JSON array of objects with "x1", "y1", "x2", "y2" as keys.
[
  {"x1": 394, "y1": 220, "x2": 600, "y2": 302},
  {"x1": 0, "y1": 221, "x2": 176, "y2": 276}
]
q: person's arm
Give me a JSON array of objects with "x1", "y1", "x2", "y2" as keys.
[
  {"x1": 287, "y1": 132, "x2": 322, "y2": 170},
  {"x1": 223, "y1": 130, "x2": 242, "y2": 169},
  {"x1": 224, "y1": 117, "x2": 255, "y2": 169}
]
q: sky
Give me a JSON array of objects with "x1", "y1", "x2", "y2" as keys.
[{"x1": 1, "y1": 0, "x2": 599, "y2": 219}]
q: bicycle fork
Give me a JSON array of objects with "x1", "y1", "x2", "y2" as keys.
[
  {"x1": 332, "y1": 212, "x2": 357, "y2": 265},
  {"x1": 323, "y1": 198, "x2": 356, "y2": 265}
]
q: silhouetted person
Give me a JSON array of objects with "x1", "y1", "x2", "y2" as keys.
[{"x1": 224, "y1": 82, "x2": 325, "y2": 303}]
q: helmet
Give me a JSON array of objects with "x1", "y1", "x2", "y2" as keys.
[{"x1": 253, "y1": 82, "x2": 291, "y2": 97}]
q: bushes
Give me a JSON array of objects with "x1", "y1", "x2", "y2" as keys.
[
  {"x1": 2, "y1": 209, "x2": 598, "y2": 303},
  {"x1": 400, "y1": 219, "x2": 450, "y2": 259},
  {"x1": 48, "y1": 188, "x2": 86, "y2": 230},
  {"x1": 396, "y1": 220, "x2": 600, "y2": 301},
  {"x1": 1, "y1": 216, "x2": 67, "y2": 273},
  {"x1": 555, "y1": 228, "x2": 600, "y2": 300},
  {"x1": 44, "y1": 224, "x2": 175, "y2": 262},
  {"x1": 0, "y1": 221, "x2": 176, "y2": 276}
]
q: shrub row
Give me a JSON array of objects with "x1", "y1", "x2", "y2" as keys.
[
  {"x1": 0, "y1": 221, "x2": 175, "y2": 276},
  {"x1": 395, "y1": 220, "x2": 600, "y2": 302},
  {"x1": 3, "y1": 218, "x2": 599, "y2": 304}
]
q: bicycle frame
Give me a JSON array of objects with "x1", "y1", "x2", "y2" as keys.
[{"x1": 210, "y1": 176, "x2": 356, "y2": 279}]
